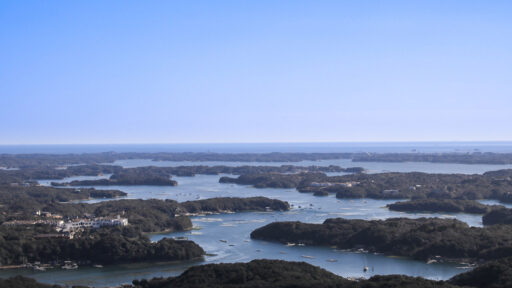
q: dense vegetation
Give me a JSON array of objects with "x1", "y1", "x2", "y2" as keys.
[
  {"x1": 0, "y1": 185, "x2": 289, "y2": 267},
  {"x1": 387, "y1": 199, "x2": 502, "y2": 214},
  {"x1": 52, "y1": 166, "x2": 360, "y2": 187},
  {"x1": 222, "y1": 170, "x2": 512, "y2": 202},
  {"x1": 0, "y1": 185, "x2": 126, "y2": 221},
  {"x1": 0, "y1": 185, "x2": 125, "y2": 205},
  {"x1": 0, "y1": 225, "x2": 204, "y2": 266},
  {"x1": 333, "y1": 171, "x2": 512, "y2": 201},
  {"x1": 131, "y1": 259, "x2": 464, "y2": 288},
  {"x1": 0, "y1": 276, "x2": 64, "y2": 288},
  {"x1": 47, "y1": 197, "x2": 289, "y2": 233},
  {"x1": 59, "y1": 199, "x2": 193, "y2": 233},
  {"x1": 352, "y1": 152, "x2": 512, "y2": 165},
  {"x1": 180, "y1": 197, "x2": 290, "y2": 213},
  {"x1": 219, "y1": 172, "x2": 328, "y2": 188},
  {"x1": 251, "y1": 217, "x2": 512, "y2": 262},
  {"x1": 483, "y1": 208, "x2": 512, "y2": 226},
  {"x1": 449, "y1": 256, "x2": 512, "y2": 288},
  {"x1": 0, "y1": 180, "x2": 289, "y2": 267},
  {"x1": 1, "y1": 195, "x2": 289, "y2": 233},
  {"x1": 0, "y1": 180, "x2": 289, "y2": 232},
  {"x1": 131, "y1": 259, "x2": 353, "y2": 288},
  {"x1": 52, "y1": 168, "x2": 178, "y2": 186},
  {"x1": 0, "y1": 164, "x2": 122, "y2": 185},
  {"x1": 165, "y1": 165, "x2": 361, "y2": 177}
]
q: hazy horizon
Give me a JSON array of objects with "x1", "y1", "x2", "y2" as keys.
[{"x1": 2, "y1": 141, "x2": 512, "y2": 154}]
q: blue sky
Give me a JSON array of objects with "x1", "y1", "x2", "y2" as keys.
[{"x1": 1, "y1": 0, "x2": 511, "y2": 144}]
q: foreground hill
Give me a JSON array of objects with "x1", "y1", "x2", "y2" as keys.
[
  {"x1": 482, "y1": 208, "x2": 512, "y2": 226},
  {"x1": 4, "y1": 257, "x2": 512, "y2": 287},
  {"x1": 131, "y1": 257, "x2": 512, "y2": 288}
]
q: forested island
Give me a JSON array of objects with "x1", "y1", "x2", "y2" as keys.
[
  {"x1": 4, "y1": 257, "x2": 512, "y2": 288},
  {"x1": 0, "y1": 186, "x2": 126, "y2": 222},
  {"x1": 52, "y1": 169, "x2": 178, "y2": 186},
  {"x1": 219, "y1": 172, "x2": 329, "y2": 188},
  {"x1": 0, "y1": 225, "x2": 204, "y2": 266},
  {"x1": 387, "y1": 199, "x2": 502, "y2": 214},
  {"x1": 483, "y1": 208, "x2": 512, "y2": 226},
  {"x1": 221, "y1": 169, "x2": 512, "y2": 203},
  {"x1": 352, "y1": 152, "x2": 512, "y2": 165},
  {"x1": 251, "y1": 217, "x2": 512, "y2": 263}
]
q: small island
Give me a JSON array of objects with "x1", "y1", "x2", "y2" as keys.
[
  {"x1": 52, "y1": 169, "x2": 178, "y2": 186},
  {"x1": 387, "y1": 199, "x2": 503, "y2": 214}
]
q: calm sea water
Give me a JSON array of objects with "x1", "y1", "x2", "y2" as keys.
[{"x1": 6, "y1": 158, "x2": 512, "y2": 287}]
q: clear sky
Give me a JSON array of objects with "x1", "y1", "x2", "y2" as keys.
[{"x1": 1, "y1": 0, "x2": 511, "y2": 144}]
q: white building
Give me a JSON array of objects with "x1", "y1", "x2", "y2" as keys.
[
  {"x1": 59, "y1": 215, "x2": 128, "y2": 232},
  {"x1": 309, "y1": 182, "x2": 358, "y2": 188}
]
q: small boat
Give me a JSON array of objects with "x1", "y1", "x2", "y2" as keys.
[
  {"x1": 93, "y1": 264, "x2": 103, "y2": 268},
  {"x1": 219, "y1": 240, "x2": 227, "y2": 243},
  {"x1": 62, "y1": 263, "x2": 78, "y2": 270},
  {"x1": 33, "y1": 266, "x2": 46, "y2": 271},
  {"x1": 297, "y1": 243, "x2": 305, "y2": 246},
  {"x1": 301, "y1": 255, "x2": 315, "y2": 259},
  {"x1": 326, "y1": 259, "x2": 337, "y2": 262},
  {"x1": 285, "y1": 243, "x2": 296, "y2": 246}
]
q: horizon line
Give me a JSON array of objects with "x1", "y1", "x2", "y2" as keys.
[{"x1": 2, "y1": 140, "x2": 512, "y2": 146}]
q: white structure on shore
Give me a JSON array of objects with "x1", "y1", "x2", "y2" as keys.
[
  {"x1": 309, "y1": 181, "x2": 359, "y2": 188},
  {"x1": 59, "y1": 215, "x2": 128, "y2": 232}
]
